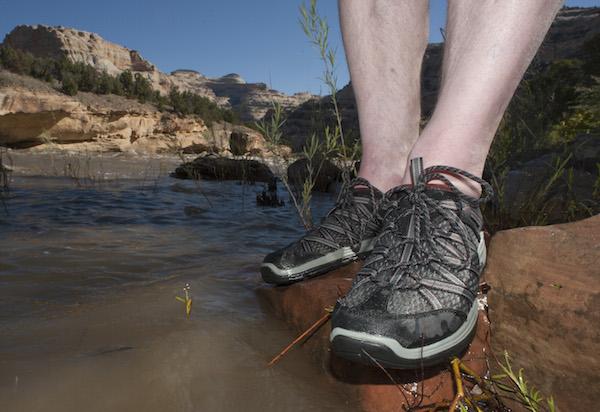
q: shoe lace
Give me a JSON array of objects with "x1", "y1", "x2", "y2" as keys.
[
  {"x1": 366, "y1": 165, "x2": 493, "y2": 298},
  {"x1": 300, "y1": 177, "x2": 379, "y2": 253}
]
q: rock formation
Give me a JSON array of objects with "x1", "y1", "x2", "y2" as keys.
[
  {"x1": 0, "y1": 70, "x2": 284, "y2": 155},
  {"x1": 486, "y1": 215, "x2": 600, "y2": 411},
  {"x1": 170, "y1": 70, "x2": 315, "y2": 121},
  {"x1": 2, "y1": 25, "x2": 316, "y2": 121},
  {"x1": 0, "y1": 70, "x2": 202, "y2": 153},
  {"x1": 172, "y1": 155, "x2": 275, "y2": 183},
  {"x1": 3, "y1": 25, "x2": 173, "y2": 95},
  {"x1": 537, "y1": 6, "x2": 600, "y2": 62}
]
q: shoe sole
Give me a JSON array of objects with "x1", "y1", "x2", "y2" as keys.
[
  {"x1": 329, "y1": 233, "x2": 486, "y2": 369},
  {"x1": 261, "y1": 238, "x2": 377, "y2": 285}
]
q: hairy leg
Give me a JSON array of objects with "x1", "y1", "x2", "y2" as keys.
[
  {"x1": 338, "y1": 0, "x2": 429, "y2": 191},
  {"x1": 407, "y1": 0, "x2": 563, "y2": 196}
]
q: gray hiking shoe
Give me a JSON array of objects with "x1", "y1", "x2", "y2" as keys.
[
  {"x1": 330, "y1": 158, "x2": 493, "y2": 369},
  {"x1": 261, "y1": 178, "x2": 383, "y2": 285}
]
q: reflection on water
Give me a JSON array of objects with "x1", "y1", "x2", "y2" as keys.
[
  {"x1": 0, "y1": 154, "x2": 357, "y2": 412},
  {"x1": 0, "y1": 176, "x2": 310, "y2": 315}
]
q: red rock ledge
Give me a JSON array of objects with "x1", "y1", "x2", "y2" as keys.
[{"x1": 257, "y1": 260, "x2": 491, "y2": 411}]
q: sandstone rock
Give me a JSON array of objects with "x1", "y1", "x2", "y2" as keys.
[
  {"x1": 229, "y1": 131, "x2": 251, "y2": 156},
  {"x1": 0, "y1": 71, "x2": 210, "y2": 153},
  {"x1": 3, "y1": 25, "x2": 172, "y2": 95},
  {"x1": 537, "y1": 7, "x2": 600, "y2": 62},
  {"x1": 257, "y1": 262, "x2": 491, "y2": 412},
  {"x1": 172, "y1": 155, "x2": 274, "y2": 183},
  {"x1": 287, "y1": 157, "x2": 342, "y2": 193},
  {"x1": 174, "y1": 70, "x2": 316, "y2": 122},
  {"x1": 206, "y1": 121, "x2": 290, "y2": 158},
  {"x1": 167, "y1": 70, "x2": 225, "y2": 105},
  {"x1": 0, "y1": 71, "x2": 288, "y2": 157},
  {"x1": 485, "y1": 215, "x2": 600, "y2": 411},
  {"x1": 228, "y1": 128, "x2": 271, "y2": 156},
  {"x1": 2, "y1": 25, "x2": 317, "y2": 121}
]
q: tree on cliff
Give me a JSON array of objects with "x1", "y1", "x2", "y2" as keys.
[
  {"x1": 119, "y1": 70, "x2": 134, "y2": 97},
  {"x1": 133, "y1": 73, "x2": 153, "y2": 103},
  {"x1": 77, "y1": 63, "x2": 98, "y2": 92},
  {"x1": 0, "y1": 46, "x2": 33, "y2": 74},
  {"x1": 61, "y1": 74, "x2": 78, "y2": 96},
  {"x1": 96, "y1": 71, "x2": 120, "y2": 95}
]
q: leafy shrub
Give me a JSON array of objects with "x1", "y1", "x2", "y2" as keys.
[{"x1": 61, "y1": 73, "x2": 78, "y2": 96}]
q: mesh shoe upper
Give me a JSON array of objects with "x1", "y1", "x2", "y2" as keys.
[
  {"x1": 263, "y1": 177, "x2": 383, "y2": 272},
  {"x1": 333, "y1": 164, "x2": 493, "y2": 348}
]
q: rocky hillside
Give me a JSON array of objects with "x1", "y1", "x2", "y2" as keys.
[
  {"x1": 169, "y1": 69, "x2": 314, "y2": 121},
  {"x1": 0, "y1": 69, "x2": 284, "y2": 156},
  {"x1": 2, "y1": 25, "x2": 315, "y2": 121},
  {"x1": 282, "y1": 7, "x2": 600, "y2": 151}
]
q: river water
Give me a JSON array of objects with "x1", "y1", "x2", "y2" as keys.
[{"x1": 0, "y1": 152, "x2": 358, "y2": 412}]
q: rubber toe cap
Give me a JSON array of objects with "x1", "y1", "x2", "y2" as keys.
[{"x1": 331, "y1": 303, "x2": 466, "y2": 349}]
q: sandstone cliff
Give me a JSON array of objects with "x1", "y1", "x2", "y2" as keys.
[
  {"x1": 169, "y1": 70, "x2": 315, "y2": 121},
  {"x1": 2, "y1": 25, "x2": 315, "y2": 121},
  {"x1": 0, "y1": 70, "x2": 281, "y2": 156}
]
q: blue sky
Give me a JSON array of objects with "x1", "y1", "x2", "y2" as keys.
[{"x1": 0, "y1": 0, "x2": 598, "y2": 95}]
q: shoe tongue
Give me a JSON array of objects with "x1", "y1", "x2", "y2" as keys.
[{"x1": 386, "y1": 184, "x2": 411, "y2": 201}]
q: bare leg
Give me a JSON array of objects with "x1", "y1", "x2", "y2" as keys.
[
  {"x1": 339, "y1": 0, "x2": 429, "y2": 191},
  {"x1": 407, "y1": 0, "x2": 563, "y2": 196}
]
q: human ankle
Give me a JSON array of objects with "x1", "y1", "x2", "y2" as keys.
[
  {"x1": 358, "y1": 168, "x2": 404, "y2": 193},
  {"x1": 400, "y1": 155, "x2": 485, "y2": 198}
]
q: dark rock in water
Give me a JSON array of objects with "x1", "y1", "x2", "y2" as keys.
[
  {"x1": 182, "y1": 143, "x2": 212, "y2": 154},
  {"x1": 486, "y1": 215, "x2": 600, "y2": 412},
  {"x1": 169, "y1": 183, "x2": 204, "y2": 194},
  {"x1": 171, "y1": 155, "x2": 274, "y2": 183},
  {"x1": 183, "y1": 206, "x2": 208, "y2": 216},
  {"x1": 256, "y1": 178, "x2": 284, "y2": 207},
  {"x1": 287, "y1": 157, "x2": 341, "y2": 193}
]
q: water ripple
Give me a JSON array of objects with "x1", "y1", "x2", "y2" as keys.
[{"x1": 0, "y1": 175, "x2": 334, "y2": 317}]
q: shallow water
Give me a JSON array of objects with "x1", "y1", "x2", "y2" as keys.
[{"x1": 0, "y1": 152, "x2": 358, "y2": 411}]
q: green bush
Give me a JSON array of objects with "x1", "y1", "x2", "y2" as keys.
[
  {"x1": 61, "y1": 73, "x2": 78, "y2": 96},
  {"x1": 118, "y1": 70, "x2": 134, "y2": 96},
  {"x1": 133, "y1": 73, "x2": 153, "y2": 103},
  {"x1": 547, "y1": 108, "x2": 600, "y2": 145},
  {"x1": 168, "y1": 87, "x2": 239, "y2": 125}
]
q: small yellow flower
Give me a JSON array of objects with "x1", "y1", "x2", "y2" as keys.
[{"x1": 175, "y1": 284, "x2": 193, "y2": 317}]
